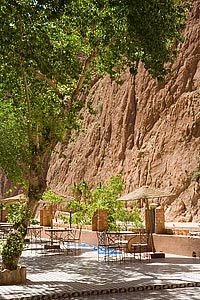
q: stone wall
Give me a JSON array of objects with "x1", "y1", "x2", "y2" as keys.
[
  {"x1": 154, "y1": 234, "x2": 200, "y2": 257},
  {"x1": 80, "y1": 229, "x2": 200, "y2": 258}
]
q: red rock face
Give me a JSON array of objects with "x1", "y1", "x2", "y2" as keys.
[
  {"x1": 1, "y1": 3, "x2": 199, "y2": 222},
  {"x1": 47, "y1": 1, "x2": 200, "y2": 222}
]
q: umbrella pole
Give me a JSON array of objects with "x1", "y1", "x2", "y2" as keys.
[{"x1": 145, "y1": 199, "x2": 156, "y2": 253}]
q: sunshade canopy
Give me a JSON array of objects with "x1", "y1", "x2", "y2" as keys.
[
  {"x1": 117, "y1": 186, "x2": 174, "y2": 201},
  {"x1": 0, "y1": 194, "x2": 27, "y2": 205}
]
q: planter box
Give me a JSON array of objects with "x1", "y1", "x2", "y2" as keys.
[
  {"x1": 0, "y1": 265, "x2": 26, "y2": 285},
  {"x1": 151, "y1": 252, "x2": 165, "y2": 259},
  {"x1": 44, "y1": 244, "x2": 60, "y2": 250}
]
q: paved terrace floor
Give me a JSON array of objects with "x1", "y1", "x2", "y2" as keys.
[{"x1": 0, "y1": 245, "x2": 200, "y2": 300}]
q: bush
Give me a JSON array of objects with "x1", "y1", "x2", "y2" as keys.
[{"x1": 67, "y1": 175, "x2": 143, "y2": 230}]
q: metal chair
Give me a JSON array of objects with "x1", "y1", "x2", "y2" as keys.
[
  {"x1": 126, "y1": 230, "x2": 151, "y2": 262},
  {"x1": 63, "y1": 226, "x2": 82, "y2": 254},
  {"x1": 96, "y1": 231, "x2": 126, "y2": 262},
  {"x1": 96, "y1": 230, "x2": 108, "y2": 261}
]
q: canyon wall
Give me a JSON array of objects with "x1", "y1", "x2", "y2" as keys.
[
  {"x1": 0, "y1": 2, "x2": 199, "y2": 222},
  {"x1": 47, "y1": 1, "x2": 200, "y2": 222}
]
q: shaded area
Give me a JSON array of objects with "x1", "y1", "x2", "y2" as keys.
[{"x1": 0, "y1": 247, "x2": 200, "y2": 299}]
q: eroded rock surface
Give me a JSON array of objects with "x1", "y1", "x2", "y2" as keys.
[
  {"x1": 0, "y1": 2, "x2": 199, "y2": 222},
  {"x1": 47, "y1": 1, "x2": 200, "y2": 222}
]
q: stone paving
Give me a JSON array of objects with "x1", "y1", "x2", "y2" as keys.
[{"x1": 0, "y1": 245, "x2": 200, "y2": 300}]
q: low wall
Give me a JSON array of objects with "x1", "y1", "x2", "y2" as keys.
[
  {"x1": 154, "y1": 234, "x2": 200, "y2": 257},
  {"x1": 80, "y1": 230, "x2": 98, "y2": 246},
  {"x1": 80, "y1": 230, "x2": 200, "y2": 257}
]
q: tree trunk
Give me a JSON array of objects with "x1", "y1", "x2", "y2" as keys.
[
  {"x1": 1, "y1": 153, "x2": 49, "y2": 270},
  {"x1": 1, "y1": 187, "x2": 41, "y2": 270}
]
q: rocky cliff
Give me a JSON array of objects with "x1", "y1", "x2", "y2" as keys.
[
  {"x1": 47, "y1": 1, "x2": 200, "y2": 222},
  {"x1": 0, "y1": 2, "x2": 199, "y2": 222}
]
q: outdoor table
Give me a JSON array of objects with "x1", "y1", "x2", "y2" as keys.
[
  {"x1": 106, "y1": 231, "x2": 136, "y2": 236},
  {"x1": 45, "y1": 228, "x2": 72, "y2": 247},
  {"x1": 104, "y1": 231, "x2": 150, "y2": 262},
  {"x1": 106, "y1": 231, "x2": 136, "y2": 245},
  {"x1": 131, "y1": 242, "x2": 149, "y2": 261},
  {"x1": 106, "y1": 231, "x2": 135, "y2": 243},
  {"x1": 99, "y1": 231, "x2": 136, "y2": 262},
  {"x1": 126, "y1": 231, "x2": 151, "y2": 262},
  {"x1": 27, "y1": 225, "x2": 43, "y2": 242},
  {"x1": 0, "y1": 223, "x2": 14, "y2": 238}
]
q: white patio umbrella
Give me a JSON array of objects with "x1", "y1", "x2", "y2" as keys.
[
  {"x1": 0, "y1": 193, "x2": 27, "y2": 205},
  {"x1": 117, "y1": 186, "x2": 174, "y2": 252},
  {"x1": 117, "y1": 186, "x2": 174, "y2": 201}
]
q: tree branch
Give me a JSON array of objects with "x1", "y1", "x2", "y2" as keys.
[
  {"x1": 66, "y1": 48, "x2": 99, "y2": 112},
  {"x1": 17, "y1": 17, "x2": 32, "y2": 148},
  {"x1": 31, "y1": 69, "x2": 65, "y2": 99}
]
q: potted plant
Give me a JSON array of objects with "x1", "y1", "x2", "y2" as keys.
[{"x1": 0, "y1": 203, "x2": 27, "y2": 284}]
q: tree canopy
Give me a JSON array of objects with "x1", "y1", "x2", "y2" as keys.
[
  {"x1": 66, "y1": 175, "x2": 143, "y2": 230},
  {"x1": 0, "y1": 0, "x2": 189, "y2": 187},
  {"x1": 0, "y1": 0, "x2": 189, "y2": 270}
]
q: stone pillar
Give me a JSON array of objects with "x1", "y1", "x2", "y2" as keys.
[
  {"x1": 145, "y1": 204, "x2": 165, "y2": 234},
  {"x1": 0, "y1": 208, "x2": 8, "y2": 222},
  {"x1": 92, "y1": 209, "x2": 108, "y2": 231},
  {"x1": 145, "y1": 207, "x2": 152, "y2": 233},
  {"x1": 40, "y1": 209, "x2": 51, "y2": 226},
  {"x1": 155, "y1": 206, "x2": 165, "y2": 234}
]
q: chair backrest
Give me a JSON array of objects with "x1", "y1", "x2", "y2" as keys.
[
  {"x1": 106, "y1": 232, "x2": 122, "y2": 246},
  {"x1": 65, "y1": 226, "x2": 82, "y2": 242},
  {"x1": 96, "y1": 231, "x2": 108, "y2": 246},
  {"x1": 76, "y1": 225, "x2": 82, "y2": 240},
  {"x1": 127, "y1": 231, "x2": 151, "y2": 253}
]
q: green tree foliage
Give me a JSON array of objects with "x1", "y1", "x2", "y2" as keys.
[
  {"x1": 1, "y1": 202, "x2": 29, "y2": 270},
  {"x1": 0, "y1": 0, "x2": 189, "y2": 187},
  {"x1": 123, "y1": 0, "x2": 189, "y2": 78},
  {"x1": 192, "y1": 170, "x2": 200, "y2": 184},
  {"x1": 42, "y1": 190, "x2": 64, "y2": 205},
  {"x1": 0, "y1": 0, "x2": 189, "y2": 269},
  {"x1": 67, "y1": 175, "x2": 143, "y2": 230},
  {"x1": 67, "y1": 180, "x2": 96, "y2": 225},
  {"x1": 0, "y1": 101, "x2": 28, "y2": 184}
]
